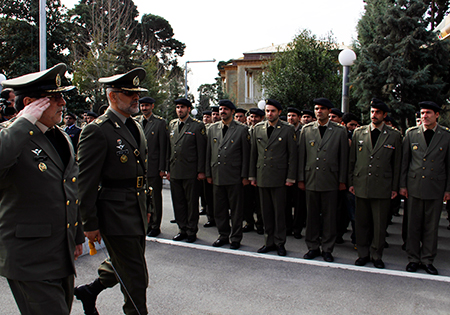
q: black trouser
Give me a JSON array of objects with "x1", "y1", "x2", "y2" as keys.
[{"x1": 170, "y1": 178, "x2": 200, "y2": 236}]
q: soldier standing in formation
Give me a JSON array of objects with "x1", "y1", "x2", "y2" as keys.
[
  {"x1": 76, "y1": 68, "x2": 150, "y2": 315},
  {"x1": 135, "y1": 96, "x2": 168, "y2": 237}
]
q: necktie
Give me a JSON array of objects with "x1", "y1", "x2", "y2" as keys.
[
  {"x1": 125, "y1": 118, "x2": 140, "y2": 144},
  {"x1": 424, "y1": 129, "x2": 435, "y2": 146},
  {"x1": 178, "y1": 121, "x2": 184, "y2": 133},
  {"x1": 319, "y1": 126, "x2": 327, "y2": 138},
  {"x1": 45, "y1": 128, "x2": 70, "y2": 167},
  {"x1": 223, "y1": 125, "x2": 228, "y2": 137},
  {"x1": 143, "y1": 118, "x2": 148, "y2": 129},
  {"x1": 267, "y1": 126, "x2": 274, "y2": 138},
  {"x1": 371, "y1": 128, "x2": 381, "y2": 148}
]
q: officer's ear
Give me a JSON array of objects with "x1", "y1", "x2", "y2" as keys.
[{"x1": 23, "y1": 96, "x2": 36, "y2": 107}]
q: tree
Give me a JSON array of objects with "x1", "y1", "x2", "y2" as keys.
[
  {"x1": 260, "y1": 29, "x2": 342, "y2": 112},
  {"x1": 352, "y1": 0, "x2": 450, "y2": 128},
  {"x1": 422, "y1": 0, "x2": 450, "y2": 29}
]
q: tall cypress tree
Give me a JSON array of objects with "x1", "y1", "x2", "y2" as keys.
[{"x1": 352, "y1": 0, "x2": 450, "y2": 128}]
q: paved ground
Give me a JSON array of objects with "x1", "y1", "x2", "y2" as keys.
[{"x1": 2, "y1": 181, "x2": 450, "y2": 314}]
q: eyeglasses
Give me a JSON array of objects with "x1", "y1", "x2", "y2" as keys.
[{"x1": 112, "y1": 90, "x2": 140, "y2": 97}]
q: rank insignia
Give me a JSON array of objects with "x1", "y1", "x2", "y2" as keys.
[
  {"x1": 201, "y1": 128, "x2": 205, "y2": 135},
  {"x1": 134, "y1": 149, "x2": 140, "y2": 157},
  {"x1": 413, "y1": 145, "x2": 418, "y2": 150},
  {"x1": 120, "y1": 155, "x2": 128, "y2": 163},
  {"x1": 38, "y1": 162, "x2": 47, "y2": 172},
  {"x1": 56, "y1": 74, "x2": 61, "y2": 87}
]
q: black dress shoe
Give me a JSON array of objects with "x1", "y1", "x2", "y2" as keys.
[
  {"x1": 212, "y1": 239, "x2": 229, "y2": 247},
  {"x1": 186, "y1": 235, "x2": 197, "y2": 243},
  {"x1": 335, "y1": 236, "x2": 344, "y2": 244},
  {"x1": 257, "y1": 245, "x2": 277, "y2": 253},
  {"x1": 74, "y1": 285, "x2": 99, "y2": 315},
  {"x1": 372, "y1": 259, "x2": 385, "y2": 269},
  {"x1": 355, "y1": 256, "x2": 370, "y2": 266},
  {"x1": 303, "y1": 249, "x2": 321, "y2": 260},
  {"x1": 170, "y1": 219, "x2": 176, "y2": 224},
  {"x1": 230, "y1": 242, "x2": 240, "y2": 250},
  {"x1": 406, "y1": 262, "x2": 419, "y2": 272},
  {"x1": 173, "y1": 233, "x2": 187, "y2": 241},
  {"x1": 203, "y1": 221, "x2": 216, "y2": 228},
  {"x1": 256, "y1": 227, "x2": 264, "y2": 235},
  {"x1": 147, "y1": 228, "x2": 161, "y2": 237},
  {"x1": 293, "y1": 233, "x2": 302, "y2": 239},
  {"x1": 242, "y1": 224, "x2": 254, "y2": 233},
  {"x1": 277, "y1": 245, "x2": 287, "y2": 256},
  {"x1": 421, "y1": 263, "x2": 438, "y2": 275},
  {"x1": 322, "y1": 252, "x2": 334, "y2": 262}
]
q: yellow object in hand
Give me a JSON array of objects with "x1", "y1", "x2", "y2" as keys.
[{"x1": 89, "y1": 240, "x2": 97, "y2": 255}]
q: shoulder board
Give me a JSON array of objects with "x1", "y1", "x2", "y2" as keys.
[
  {"x1": 153, "y1": 114, "x2": 165, "y2": 120},
  {"x1": 405, "y1": 126, "x2": 418, "y2": 133},
  {"x1": 235, "y1": 121, "x2": 247, "y2": 127},
  {"x1": 303, "y1": 121, "x2": 315, "y2": 128},
  {"x1": 254, "y1": 121, "x2": 265, "y2": 127},
  {"x1": 93, "y1": 115, "x2": 108, "y2": 125},
  {"x1": 170, "y1": 118, "x2": 178, "y2": 124},
  {"x1": 332, "y1": 121, "x2": 346, "y2": 128},
  {"x1": 192, "y1": 117, "x2": 202, "y2": 123},
  {"x1": 0, "y1": 119, "x2": 13, "y2": 129}
]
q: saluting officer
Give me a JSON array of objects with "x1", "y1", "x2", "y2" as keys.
[
  {"x1": 298, "y1": 98, "x2": 348, "y2": 262},
  {"x1": 349, "y1": 98, "x2": 402, "y2": 269},
  {"x1": 249, "y1": 99, "x2": 298, "y2": 256},
  {"x1": 0, "y1": 64, "x2": 84, "y2": 314},
  {"x1": 400, "y1": 101, "x2": 450, "y2": 275},
  {"x1": 135, "y1": 96, "x2": 168, "y2": 237},
  {"x1": 168, "y1": 98, "x2": 207, "y2": 243},
  {"x1": 76, "y1": 68, "x2": 150, "y2": 315},
  {"x1": 205, "y1": 100, "x2": 250, "y2": 249}
]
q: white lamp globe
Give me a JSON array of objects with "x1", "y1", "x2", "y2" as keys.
[
  {"x1": 191, "y1": 108, "x2": 198, "y2": 116},
  {"x1": 257, "y1": 100, "x2": 266, "y2": 110},
  {"x1": 338, "y1": 49, "x2": 357, "y2": 66}
]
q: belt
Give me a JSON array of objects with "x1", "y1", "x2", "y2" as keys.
[{"x1": 102, "y1": 176, "x2": 144, "y2": 189}]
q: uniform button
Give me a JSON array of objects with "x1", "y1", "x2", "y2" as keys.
[
  {"x1": 145, "y1": 159, "x2": 147, "y2": 163},
  {"x1": 368, "y1": 173, "x2": 372, "y2": 176},
  {"x1": 270, "y1": 157, "x2": 273, "y2": 160},
  {"x1": 72, "y1": 177, "x2": 76, "y2": 182},
  {"x1": 316, "y1": 167, "x2": 319, "y2": 170},
  {"x1": 316, "y1": 158, "x2": 319, "y2": 160},
  {"x1": 431, "y1": 168, "x2": 434, "y2": 171},
  {"x1": 137, "y1": 160, "x2": 140, "y2": 164},
  {"x1": 66, "y1": 200, "x2": 70, "y2": 205},
  {"x1": 422, "y1": 167, "x2": 426, "y2": 170},
  {"x1": 224, "y1": 162, "x2": 227, "y2": 165},
  {"x1": 224, "y1": 147, "x2": 227, "y2": 150},
  {"x1": 317, "y1": 149, "x2": 320, "y2": 152},
  {"x1": 264, "y1": 164, "x2": 267, "y2": 167},
  {"x1": 218, "y1": 162, "x2": 220, "y2": 165},
  {"x1": 423, "y1": 158, "x2": 426, "y2": 161},
  {"x1": 29, "y1": 131, "x2": 34, "y2": 135},
  {"x1": 174, "y1": 151, "x2": 177, "y2": 153},
  {"x1": 76, "y1": 199, "x2": 79, "y2": 204},
  {"x1": 264, "y1": 156, "x2": 267, "y2": 159},
  {"x1": 369, "y1": 165, "x2": 372, "y2": 168},
  {"x1": 218, "y1": 155, "x2": 220, "y2": 157},
  {"x1": 137, "y1": 192, "x2": 140, "y2": 196},
  {"x1": 75, "y1": 222, "x2": 78, "y2": 226},
  {"x1": 265, "y1": 149, "x2": 268, "y2": 151},
  {"x1": 323, "y1": 159, "x2": 326, "y2": 161},
  {"x1": 67, "y1": 223, "x2": 70, "y2": 228},
  {"x1": 422, "y1": 176, "x2": 425, "y2": 179},
  {"x1": 370, "y1": 156, "x2": 373, "y2": 159},
  {"x1": 63, "y1": 179, "x2": 66, "y2": 183}
]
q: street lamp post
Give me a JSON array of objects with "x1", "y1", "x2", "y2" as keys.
[
  {"x1": 184, "y1": 59, "x2": 216, "y2": 98},
  {"x1": 338, "y1": 49, "x2": 357, "y2": 114}
]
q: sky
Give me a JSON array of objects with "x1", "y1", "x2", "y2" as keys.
[{"x1": 61, "y1": 0, "x2": 366, "y2": 105}]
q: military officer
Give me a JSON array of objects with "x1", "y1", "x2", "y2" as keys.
[
  {"x1": 329, "y1": 108, "x2": 344, "y2": 124},
  {"x1": 0, "y1": 64, "x2": 84, "y2": 314},
  {"x1": 300, "y1": 109, "x2": 314, "y2": 125},
  {"x1": 349, "y1": 98, "x2": 402, "y2": 269},
  {"x1": 168, "y1": 98, "x2": 207, "y2": 243},
  {"x1": 75, "y1": 68, "x2": 150, "y2": 315},
  {"x1": 63, "y1": 112, "x2": 82, "y2": 149},
  {"x1": 400, "y1": 101, "x2": 450, "y2": 275},
  {"x1": 205, "y1": 100, "x2": 250, "y2": 249},
  {"x1": 202, "y1": 108, "x2": 216, "y2": 228},
  {"x1": 298, "y1": 98, "x2": 348, "y2": 262},
  {"x1": 134, "y1": 96, "x2": 168, "y2": 237},
  {"x1": 202, "y1": 110, "x2": 212, "y2": 125},
  {"x1": 234, "y1": 108, "x2": 247, "y2": 124},
  {"x1": 249, "y1": 99, "x2": 297, "y2": 256},
  {"x1": 211, "y1": 105, "x2": 220, "y2": 122}
]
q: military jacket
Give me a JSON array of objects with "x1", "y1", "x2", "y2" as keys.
[
  {"x1": 298, "y1": 121, "x2": 348, "y2": 191},
  {"x1": 78, "y1": 109, "x2": 148, "y2": 235},
  {"x1": 205, "y1": 120, "x2": 250, "y2": 186},
  {"x1": 348, "y1": 124, "x2": 402, "y2": 199},
  {"x1": 401, "y1": 124, "x2": 450, "y2": 199},
  {"x1": 249, "y1": 120, "x2": 298, "y2": 187},
  {"x1": 168, "y1": 116, "x2": 206, "y2": 179},
  {"x1": 135, "y1": 114, "x2": 168, "y2": 177},
  {"x1": 0, "y1": 117, "x2": 84, "y2": 281}
]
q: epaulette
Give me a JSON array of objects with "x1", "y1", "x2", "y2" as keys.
[
  {"x1": 331, "y1": 121, "x2": 346, "y2": 128},
  {"x1": 405, "y1": 126, "x2": 418, "y2": 135},
  {"x1": 93, "y1": 115, "x2": 108, "y2": 125},
  {"x1": 234, "y1": 120, "x2": 247, "y2": 127},
  {"x1": 302, "y1": 121, "x2": 315, "y2": 129},
  {"x1": 192, "y1": 117, "x2": 202, "y2": 123},
  {"x1": 0, "y1": 119, "x2": 13, "y2": 128},
  {"x1": 169, "y1": 118, "x2": 178, "y2": 125},
  {"x1": 385, "y1": 125, "x2": 401, "y2": 135},
  {"x1": 153, "y1": 114, "x2": 165, "y2": 121},
  {"x1": 440, "y1": 125, "x2": 450, "y2": 132}
]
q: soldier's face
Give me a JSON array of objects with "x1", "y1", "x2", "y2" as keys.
[
  {"x1": 203, "y1": 114, "x2": 212, "y2": 124},
  {"x1": 176, "y1": 104, "x2": 190, "y2": 119},
  {"x1": 370, "y1": 108, "x2": 387, "y2": 126},
  {"x1": 346, "y1": 120, "x2": 358, "y2": 131},
  {"x1": 219, "y1": 106, "x2": 233, "y2": 122},
  {"x1": 329, "y1": 113, "x2": 342, "y2": 123},
  {"x1": 86, "y1": 116, "x2": 96, "y2": 124},
  {"x1": 265, "y1": 105, "x2": 281, "y2": 123},
  {"x1": 140, "y1": 103, "x2": 154, "y2": 117},
  {"x1": 113, "y1": 90, "x2": 140, "y2": 116},
  {"x1": 39, "y1": 93, "x2": 66, "y2": 128},
  {"x1": 287, "y1": 113, "x2": 299, "y2": 126},
  {"x1": 64, "y1": 115, "x2": 75, "y2": 126},
  {"x1": 234, "y1": 112, "x2": 246, "y2": 123},
  {"x1": 250, "y1": 114, "x2": 263, "y2": 125},
  {"x1": 212, "y1": 111, "x2": 220, "y2": 122},
  {"x1": 314, "y1": 105, "x2": 330, "y2": 122},
  {"x1": 301, "y1": 114, "x2": 313, "y2": 124},
  {"x1": 421, "y1": 109, "x2": 439, "y2": 127}
]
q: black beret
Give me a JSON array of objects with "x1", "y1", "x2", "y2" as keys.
[
  {"x1": 265, "y1": 99, "x2": 282, "y2": 110},
  {"x1": 210, "y1": 106, "x2": 219, "y2": 112},
  {"x1": 218, "y1": 99, "x2": 236, "y2": 110},
  {"x1": 86, "y1": 111, "x2": 98, "y2": 118},
  {"x1": 301, "y1": 109, "x2": 314, "y2": 117},
  {"x1": 419, "y1": 101, "x2": 441, "y2": 113},
  {"x1": 313, "y1": 98, "x2": 333, "y2": 109},
  {"x1": 370, "y1": 98, "x2": 390, "y2": 112},
  {"x1": 249, "y1": 108, "x2": 265, "y2": 117},
  {"x1": 1, "y1": 63, "x2": 75, "y2": 95},
  {"x1": 342, "y1": 112, "x2": 358, "y2": 124},
  {"x1": 99, "y1": 68, "x2": 148, "y2": 92},
  {"x1": 202, "y1": 110, "x2": 212, "y2": 116},
  {"x1": 330, "y1": 108, "x2": 343, "y2": 117},
  {"x1": 174, "y1": 98, "x2": 192, "y2": 107},
  {"x1": 139, "y1": 97, "x2": 156, "y2": 104},
  {"x1": 235, "y1": 108, "x2": 247, "y2": 114},
  {"x1": 64, "y1": 112, "x2": 76, "y2": 119},
  {"x1": 280, "y1": 115, "x2": 287, "y2": 121},
  {"x1": 287, "y1": 107, "x2": 301, "y2": 115}
]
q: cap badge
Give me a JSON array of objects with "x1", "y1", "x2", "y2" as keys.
[
  {"x1": 56, "y1": 74, "x2": 61, "y2": 87},
  {"x1": 133, "y1": 76, "x2": 140, "y2": 86}
]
